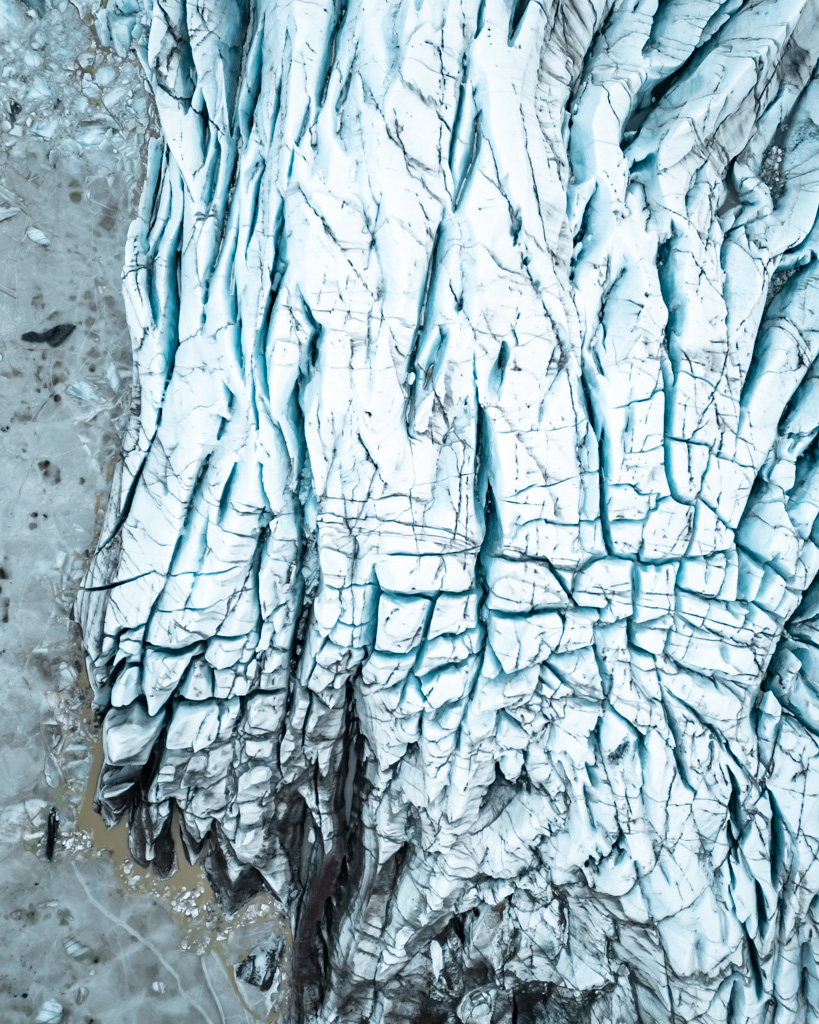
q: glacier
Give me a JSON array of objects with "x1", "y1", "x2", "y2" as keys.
[{"x1": 77, "y1": 0, "x2": 819, "y2": 1021}]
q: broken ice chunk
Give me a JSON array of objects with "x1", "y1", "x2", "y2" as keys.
[
  {"x1": 376, "y1": 593, "x2": 432, "y2": 653},
  {"x1": 63, "y1": 936, "x2": 90, "y2": 958},
  {"x1": 110, "y1": 664, "x2": 141, "y2": 707},
  {"x1": 165, "y1": 698, "x2": 234, "y2": 752},
  {"x1": 572, "y1": 558, "x2": 632, "y2": 619},
  {"x1": 420, "y1": 658, "x2": 475, "y2": 709},
  {"x1": 428, "y1": 590, "x2": 479, "y2": 639},
  {"x1": 178, "y1": 659, "x2": 215, "y2": 701},
  {"x1": 142, "y1": 646, "x2": 200, "y2": 714},
  {"x1": 67, "y1": 380, "x2": 103, "y2": 404},
  {"x1": 34, "y1": 999, "x2": 62, "y2": 1024},
  {"x1": 102, "y1": 702, "x2": 165, "y2": 767},
  {"x1": 485, "y1": 558, "x2": 570, "y2": 613},
  {"x1": 487, "y1": 610, "x2": 564, "y2": 674}
]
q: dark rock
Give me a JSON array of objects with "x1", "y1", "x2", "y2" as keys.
[
  {"x1": 21, "y1": 324, "x2": 76, "y2": 348},
  {"x1": 45, "y1": 806, "x2": 59, "y2": 861}
]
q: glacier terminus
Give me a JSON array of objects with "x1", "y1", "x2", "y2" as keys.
[{"x1": 76, "y1": 0, "x2": 819, "y2": 1021}]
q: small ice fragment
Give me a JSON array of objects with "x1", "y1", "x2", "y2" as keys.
[
  {"x1": 106, "y1": 362, "x2": 121, "y2": 392},
  {"x1": 0, "y1": 206, "x2": 20, "y2": 222},
  {"x1": 104, "y1": 85, "x2": 128, "y2": 107},
  {"x1": 26, "y1": 227, "x2": 50, "y2": 245},
  {"x1": 76, "y1": 124, "x2": 106, "y2": 147},
  {"x1": 67, "y1": 380, "x2": 102, "y2": 404},
  {"x1": 95, "y1": 66, "x2": 116, "y2": 87},
  {"x1": 430, "y1": 939, "x2": 443, "y2": 981},
  {"x1": 63, "y1": 936, "x2": 89, "y2": 958},
  {"x1": 151, "y1": 980, "x2": 167, "y2": 994},
  {"x1": 35, "y1": 1000, "x2": 62, "y2": 1024},
  {"x1": 32, "y1": 118, "x2": 59, "y2": 141},
  {"x1": 29, "y1": 74, "x2": 52, "y2": 101}
]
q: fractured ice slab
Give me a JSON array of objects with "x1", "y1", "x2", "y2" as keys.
[{"x1": 78, "y1": 0, "x2": 819, "y2": 1021}]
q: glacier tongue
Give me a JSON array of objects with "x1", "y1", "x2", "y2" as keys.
[{"x1": 78, "y1": 0, "x2": 819, "y2": 1020}]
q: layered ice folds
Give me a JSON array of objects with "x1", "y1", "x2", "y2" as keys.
[{"x1": 77, "y1": 0, "x2": 819, "y2": 1021}]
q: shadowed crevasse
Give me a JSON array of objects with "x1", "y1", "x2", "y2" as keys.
[{"x1": 78, "y1": 0, "x2": 819, "y2": 1021}]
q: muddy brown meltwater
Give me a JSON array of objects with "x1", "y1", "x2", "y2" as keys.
[
  {"x1": 70, "y1": 668, "x2": 291, "y2": 1020},
  {"x1": 75, "y1": 697, "x2": 213, "y2": 896}
]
